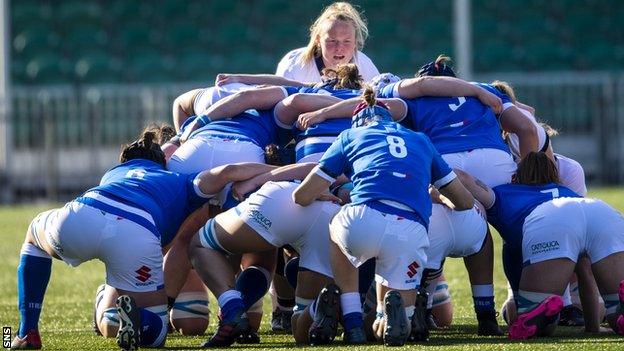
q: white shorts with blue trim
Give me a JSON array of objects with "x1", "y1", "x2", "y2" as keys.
[
  {"x1": 329, "y1": 203, "x2": 429, "y2": 290},
  {"x1": 522, "y1": 198, "x2": 624, "y2": 266},
  {"x1": 426, "y1": 204, "x2": 487, "y2": 270},
  {"x1": 29, "y1": 200, "x2": 164, "y2": 292},
  {"x1": 167, "y1": 132, "x2": 265, "y2": 175},
  {"x1": 234, "y1": 181, "x2": 339, "y2": 278}
]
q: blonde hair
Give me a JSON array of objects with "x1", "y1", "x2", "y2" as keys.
[
  {"x1": 362, "y1": 85, "x2": 376, "y2": 106},
  {"x1": 321, "y1": 63, "x2": 363, "y2": 89},
  {"x1": 300, "y1": 2, "x2": 369, "y2": 65},
  {"x1": 491, "y1": 80, "x2": 517, "y2": 103}
]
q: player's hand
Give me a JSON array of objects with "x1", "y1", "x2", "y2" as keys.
[
  {"x1": 297, "y1": 111, "x2": 326, "y2": 130},
  {"x1": 215, "y1": 74, "x2": 240, "y2": 86},
  {"x1": 231, "y1": 179, "x2": 259, "y2": 201},
  {"x1": 316, "y1": 191, "x2": 342, "y2": 204},
  {"x1": 477, "y1": 89, "x2": 503, "y2": 115}
]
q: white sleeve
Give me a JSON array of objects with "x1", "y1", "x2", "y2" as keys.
[
  {"x1": 354, "y1": 51, "x2": 381, "y2": 82},
  {"x1": 276, "y1": 48, "x2": 303, "y2": 79}
]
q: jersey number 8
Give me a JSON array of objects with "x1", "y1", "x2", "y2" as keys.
[{"x1": 387, "y1": 135, "x2": 407, "y2": 158}]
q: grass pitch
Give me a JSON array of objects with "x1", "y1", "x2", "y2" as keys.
[{"x1": 1, "y1": 188, "x2": 623, "y2": 350}]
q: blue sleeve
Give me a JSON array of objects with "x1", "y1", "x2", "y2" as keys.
[
  {"x1": 317, "y1": 133, "x2": 348, "y2": 181},
  {"x1": 428, "y1": 140, "x2": 455, "y2": 188},
  {"x1": 179, "y1": 115, "x2": 198, "y2": 133},
  {"x1": 485, "y1": 188, "x2": 502, "y2": 223},
  {"x1": 186, "y1": 173, "x2": 211, "y2": 204},
  {"x1": 284, "y1": 86, "x2": 302, "y2": 96},
  {"x1": 474, "y1": 82, "x2": 511, "y2": 104},
  {"x1": 378, "y1": 82, "x2": 399, "y2": 98}
]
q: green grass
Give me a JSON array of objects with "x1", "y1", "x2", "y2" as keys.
[{"x1": 1, "y1": 188, "x2": 624, "y2": 350}]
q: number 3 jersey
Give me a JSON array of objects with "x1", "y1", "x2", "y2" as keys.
[
  {"x1": 379, "y1": 82, "x2": 511, "y2": 155},
  {"x1": 316, "y1": 120, "x2": 456, "y2": 228},
  {"x1": 486, "y1": 183, "x2": 581, "y2": 249}
]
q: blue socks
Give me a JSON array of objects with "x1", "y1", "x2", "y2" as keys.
[
  {"x1": 284, "y1": 257, "x2": 300, "y2": 289},
  {"x1": 235, "y1": 266, "x2": 270, "y2": 310},
  {"x1": 218, "y1": 290, "x2": 245, "y2": 323},
  {"x1": 17, "y1": 244, "x2": 52, "y2": 338},
  {"x1": 139, "y1": 307, "x2": 167, "y2": 347},
  {"x1": 343, "y1": 312, "x2": 364, "y2": 330},
  {"x1": 471, "y1": 284, "x2": 496, "y2": 313}
]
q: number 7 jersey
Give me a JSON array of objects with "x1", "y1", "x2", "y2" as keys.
[{"x1": 316, "y1": 120, "x2": 456, "y2": 228}]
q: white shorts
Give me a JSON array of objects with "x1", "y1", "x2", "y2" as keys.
[
  {"x1": 426, "y1": 204, "x2": 487, "y2": 270},
  {"x1": 234, "y1": 181, "x2": 339, "y2": 277},
  {"x1": 522, "y1": 198, "x2": 624, "y2": 265},
  {"x1": 29, "y1": 201, "x2": 163, "y2": 292},
  {"x1": 193, "y1": 83, "x2": 256, "y2": 114},
  {"x1": 442, "y1": 148, "x2": 516, "y2": 187},
  {"x1": 555, "y1": 154, "x2": 587, "y2": 196},
  {"x1": 167, "y1": 132, "x2": 265, "y2": 174},
  {"x1": 329, "y1": 203, "x2": 428, "y2": 290}
]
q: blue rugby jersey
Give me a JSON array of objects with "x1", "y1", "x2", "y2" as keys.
[
  {"x1": 486, "y1": 183, "x2": 581, "y2": 249},
  {"x1": 379, "y1": 82, "x2": 511, "y2": 155},
  {"x1": 316, "y1": 120, "x2": 456, "y2": 228},
  {"x1": 76, "y1": 159, "x2": 209, "y2": 246}
]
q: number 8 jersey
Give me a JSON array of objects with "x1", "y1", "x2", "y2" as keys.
[{"x1": 315, "y1": 120, "x2": 456, "y2": 229}]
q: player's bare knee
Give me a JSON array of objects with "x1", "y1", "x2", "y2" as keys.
[
  {"x1": 99, "y1": 307, "x2": 120, "y2": 338},
  {"x1": 170, "y1": 292, "x2": 209, "y2": 336}
]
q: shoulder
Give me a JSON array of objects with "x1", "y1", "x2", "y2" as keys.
[{"x1": 353, "y1": 51, "x2": 380, "y2": 80}]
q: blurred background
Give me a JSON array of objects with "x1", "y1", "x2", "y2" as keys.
[{"x1": 0, "y1": 0, "x2": 623, "y2": 202}]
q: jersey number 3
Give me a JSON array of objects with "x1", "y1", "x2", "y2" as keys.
[
  {"x1": 448, "y1": 97, "x2": 466, "y2": 111},
  {"x1": 387, "y1": 136, "x2": 407, "y2": 158}
]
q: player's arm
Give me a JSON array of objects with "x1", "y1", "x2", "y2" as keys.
[
  {"x1": 499, "y1": 105, "x2": 539, "y2": 159},
  {"x1": 231, "y1": 162, "x2": 319, "y2": 200},
  {"x1": 274, "y1": 93, "x2": 343, "y2": 127},
  {"x1": 395, "y1": 76, "x2": 502, "y2": 114},
  {"x1": 216, "y1": 73, "x2": 313, "y2": 87},
  {"x1": 172, "y1": 89, "x2": 202, "y2": 131},
  {"x1": 436, "y1": 177, "x2": 474, "y2": 211},
  {"x1": 294, "y1": 138, "x2": 346, "y2": 206},
  {"x1": 453, "y1": 168, "x2": 495, "y2": 209},
  {"x1": 194, "y1": 163, "x2": 277, "y2": 197},
  {"x1": 293, "y1": 168, "x2": 337, "y2": 206},
  {"x1": 296, "y1": 97, "x2": 407, "y2": 130},
  {"x1": 198, "y1": 86, "x2": 288, "y2": 120}
]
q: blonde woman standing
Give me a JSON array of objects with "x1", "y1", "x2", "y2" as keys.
[{"x1": 276, "y1": 2, "x2": 380, "y2": 82}]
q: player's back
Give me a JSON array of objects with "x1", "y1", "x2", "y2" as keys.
[
  {"x1": 402, "y1": 96, "x2": 508, "y2": 155},
  {"x1": 487, "y1": 183, "x2": 581, "y2": 248},
  {"x1": 339, "y1": 121, "x2": 451, "y2": 227}
]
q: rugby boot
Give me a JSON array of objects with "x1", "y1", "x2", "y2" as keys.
[
  {"x1": 10, "y1": 330, "x2": 41, "y2": 350},
  {"x1": 271, "y1": 308, "x2": 293, "y2": 333},
  {"x1": 236, "y1": 329, "x2": 261, "y2": 344},
  {"x1": 343, "y1": 326, "x2": 366, "y2": 344},
  {"x1": 558, "y1": 305, "x2": 584, "y2": 327},
  {"x1": 509, "y1": 295, "x2": 563, "y2": 340},
  {"x1": 202, "y1": 310, "x2": 250, "y2": 347},
  {"x1": 616, "y1": 280, "x2": 624, "y2": 335},
  {"x1": 383, "y1": 290, "x2": 409, "y2": 346},
  {"x1": 476, "y1": 310, "x2": 504, "y2": 336},
  {"x1": 426, "y1": 308, "x2": 438, "y2": 330},
  {"x1": 408, "y1": 289, "x2": 429, "y2": 342},
  {"x1": 116, "y1": 295, "x2": 141, "y2": 351},
  {"x1": 308, "y1": 283, "x2": 341, "y2": 345}
]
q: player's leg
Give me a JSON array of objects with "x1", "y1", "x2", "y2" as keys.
[
  {"x1": 269, "y1": 248, "x2": 296, "y2": 333},
  {"x1": 189, "y1": 209, "x2": 274, "y2": 347},
  {"x1": 373, "y1": 216, "x2": 428, "y2": 346},
  {"x1": 170, "y1": 270, "x2": 210, "y2": 336},
  {"x1": 11, "y1": 209, "x2": 61, "y2": 350},
  {"x1": 463, "y1": 228, "x2": 503, "y2": 335},
  {"x1": 291, "y1": 270, "x2": 333, "y2": 344}
]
